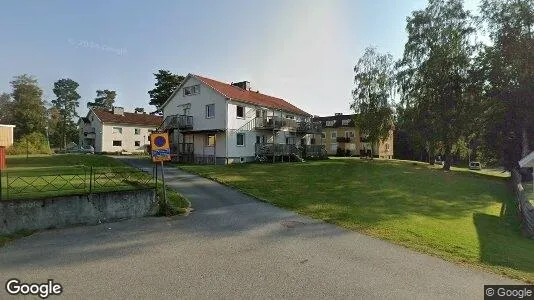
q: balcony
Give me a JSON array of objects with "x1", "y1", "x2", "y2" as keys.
[
  {"x1": 254, "y1": 116, "x2": 298, "y2": 131},
  {"x1": 160, "y1": 115, "x2": 193, "y2": 131},
  {"x1": 297, "y1": 121, "x2": 322, "y2": 133}
]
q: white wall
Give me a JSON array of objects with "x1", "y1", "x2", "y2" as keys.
[
  {"x1": 163, "y1": 76, "x2": 226, "y2": 131},
  {"x1": 101, "y1": 124, "x2": 155, "y2": 152}
]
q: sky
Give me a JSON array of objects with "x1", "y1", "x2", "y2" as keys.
[{"x1": 0, "y1": 0, "x2": 484, "y2": 117}]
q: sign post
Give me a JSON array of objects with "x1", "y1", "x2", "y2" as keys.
[{"x1": 149, "y1": 132, "x2": 171, "y2": 213}]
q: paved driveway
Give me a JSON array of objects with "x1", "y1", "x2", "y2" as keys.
[{"x1": 0, "y1": 158, "x2": 520, "y2": 299}]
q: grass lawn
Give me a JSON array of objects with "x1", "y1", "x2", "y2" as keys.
[
  {"x1": 179, "y1": 158, "x2": 534, "y2": 282},
  {"x1": 2, "y1": 154, "x2": 153, "y2": 200}
]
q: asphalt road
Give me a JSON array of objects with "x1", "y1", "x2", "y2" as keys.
[{"x1": 0, "y1": 158, "x2": 521, "y2": 299}]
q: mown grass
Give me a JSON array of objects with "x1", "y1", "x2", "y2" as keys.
[
  {"x1": 155, "y1": 182, "x2": 190, "y2": 215},
  {"x1": 179, "y1": 158, "x2": 533, "y2": 282},
  {"x1": 2, "y1": 154, "x2": 153, "y2": 200}
]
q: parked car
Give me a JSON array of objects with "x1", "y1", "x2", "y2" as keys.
[
  {"x1": 66, "y1": 145, "x2": 94, "y2": 154},
  {"x1": 469, "y1": 161, "x2": 482, "y2": 170}
]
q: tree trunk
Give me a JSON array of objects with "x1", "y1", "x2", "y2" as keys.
[{"x1": 443, "y1": 143, "x2": 452, "y2": 171}]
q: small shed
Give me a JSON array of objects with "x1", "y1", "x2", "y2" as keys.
[
  {"x1": 519, "y1": 151, "x2": 534, "y2": 192},
  {"x1": 519, "y1": 151, "x2": 534, "y2": 168},
  {"x1": 0, "y1": 124, "x2": 15, "y2": 147}
]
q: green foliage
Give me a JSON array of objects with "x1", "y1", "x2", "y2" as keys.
[
  {"x1": 396, "y1": 0, "x2": 477, "y2": 170},
  {"x1": 351, "y1": 47, "x2": 395, "y2": 150},
  {"x1": 7, "y1": 132, "x2": 51, "y2": 155},
  {"x1": 9, "y1": 75, "x2": 47, "y2": 137},
  {"x1": 52, "y1": 78, "x2": 81, "y2": 150},
  {"x1": 477, "y1": 0, "x2": 534, "y2": 169},
  {"x1": 148, "y1": 70, "x2": 185, "y2": 108},
  {"x1": 0, "y1": 93, "x2": 13, "y2": 124},
  {"x1": 87, "y1": 89, "x2": 116, "y2": 109},
  {"x1": 155, "y1": 183, "x2": 190, "y2": 216}
]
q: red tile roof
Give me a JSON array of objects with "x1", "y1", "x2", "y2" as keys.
[
  {"x1": 193, "y1": 75, "x2": 310, "y2": 116},
  {"x1": 92, "y1": 109, "x2": 163, "y2": 126}
]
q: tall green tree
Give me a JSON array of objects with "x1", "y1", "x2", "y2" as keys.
[
  {"x1": 10, "y1": 74, "x2": 47, "y2": 138},
  {"x1": 0, "y1": 93, "x2": 13, "y2": 124},
  {"x1": 148, "y1": 70, "x2": 185, "y2": 108},
  {"x1": 351, "y1": 47, "x2": 395, "y2": 157},
  {"x1": 396, "y1": 0, "x2": 477, "y2": 170},
  {"x1": 479, "y1": 0, "x2": 534, "y2": 169},
  {"x1": 52, "y1": 78, "x2": 81, "y2": 150},
  {"x1": 87, "y1": 90, "x2": 116, "y2": 109}
]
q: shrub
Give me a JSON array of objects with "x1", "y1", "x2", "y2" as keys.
[
  {"x1": 345, "y1": 150, "x2": 351, "y2": 157},
  {"x1": 7, "y1": 132, "x2": 51, "y2": 155},
  {"x1": 336, "y1": 147, "x2": 344, "y2": 157}
]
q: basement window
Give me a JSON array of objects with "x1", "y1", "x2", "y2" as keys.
[
  {"x1": 236, "y1": 133, "x2": 245, "y2": 146},
  {"x1": 113, "y1": 140, "x2": 122, "y2": 146},
  {"x1": 135, "y1": 141, "x2": 141, "y2": 147}
]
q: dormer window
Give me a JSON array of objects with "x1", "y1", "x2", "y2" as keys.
[
  {"x1": 184, "y1": 85, "x2": 200, "y2": 96},
  {"x1": 326, "y1": 120, "x2": 335, "y2": 127},
  {"x1": 342, "y1": 119, "x2": 350, "y2": 126}
]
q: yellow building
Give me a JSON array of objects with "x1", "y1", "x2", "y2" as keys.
[
  {"x1": 312, "y1": 114, "x2": 393, "y2": 158},
  {"x1": 0, "y1": 124, "x2": 15, "y2": 147}
]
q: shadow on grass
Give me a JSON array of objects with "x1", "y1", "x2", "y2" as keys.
[{"x1": 473, "y1": 196, "x2": 534, "y2": 281}]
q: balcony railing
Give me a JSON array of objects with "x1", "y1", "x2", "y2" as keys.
[
  {"x1": 159, "y1": 115, "x2": 194, "y2": 131},
  {"x1": 254, "y1": 116, "x2": 297, "y2": 131},
  {"x1": 255, "y1": 143, "x2": 299, "y2": 156},
  {"x1": 296, "y1": 121, "x2": 322, "y2": 133},
  {"x1": 253, "y1": 117, "x2": 322, "y2": 133}
]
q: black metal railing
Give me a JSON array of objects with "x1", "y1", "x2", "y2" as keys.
[
  {"x1": 158, "y1": 114, "x2": 194, "y2": 131},
  {"x1": 0, "y1": 166, "x2": 155, "y2": 201}
]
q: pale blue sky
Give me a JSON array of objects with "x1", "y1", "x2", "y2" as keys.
[{"x1": 0, "y1": 0, "x2": 482, "y2": 117}]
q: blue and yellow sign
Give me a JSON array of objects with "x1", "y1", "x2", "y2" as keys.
[{"x1": 150, "y1": 132, "x2": 171, "y2": 162}]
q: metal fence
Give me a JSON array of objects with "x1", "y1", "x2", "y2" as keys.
[{"x1": 0, "y1": 165, "x2": 155, "y2": 201}]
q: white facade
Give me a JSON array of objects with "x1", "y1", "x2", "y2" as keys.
[
  {"x1": 162, "y1": 75, "x2": 314, "y2": 163},
  {"x1": 79, "y1": 110, "x2": 159, "y2": 153}
]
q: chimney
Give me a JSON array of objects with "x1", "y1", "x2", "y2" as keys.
[
  {"x1": 112, "y1": 106, "x2": 124, "y2": 116},
  {"x1": 231, "y1": 81, "x2": 250, "y2": 90}
]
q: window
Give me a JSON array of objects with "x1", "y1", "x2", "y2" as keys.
[
  {"x1": 331, "y1": 132, "x2": 337, "y2": 139},
  {"x1": 112, "y1": 127, "x2": 122, "y2": 134},
  {"x1": 113, "y1": 140, "x2": 122, "y2": 146},
  {"x1": 326, "y1": 120, "x2": 335, "y2": 127},
  {"x1": 206, "y1": 134, "x2": 215, "y2": 147},
  {"x1": 236, "y1": 133, "x2": 245, "y2": 146},
  {"x1": 183, "y1": 84, "x2": 200, "y2": 96},
  {"x1": 236, "y1": 106, "x2": 245, "y2": 118},
  {"x1": 311, "y1": 138, "x2": 316, "y2": 145},
  {"x1": 256, "y1": 136, "x2": 261, "y2": 144},
  {"x1": 331, "y1": 143, "x2": 337, "y2": 152},
  {"x1": 206, "y1": 104, "x2": 215, "y2": 118},
  {"x1": 345, "y1": 131, "x2": 355, "y2": 139},
  {"x1": 135, "y1": 141, "x2": 141, "y2": 147},
  {"x1": 386, "y1": 143, "x2": 390, "y2": 151},
  {"x1": 256, "y1": 110, "x2": 261, "y2": 118},
  {"x1": 286, "y1": 137, "x2": 290, "y2": 144},
  {"x1": 134, "y1": 128, "x2": 141, "y2": 135},
  {"x1": 321, "y1": 132, "x2": 326, "y2": 139},
  {"x1": 342, "y1": 119, "x2": 350, "y2": 126},
  {"x1": 286, "y1": 115, "x2": 294, "y2": 119}
]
